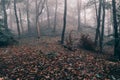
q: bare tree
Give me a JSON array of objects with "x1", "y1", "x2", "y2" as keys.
[
  {"x1": 100, "y1": 0, "x2": 106, "y2": 52},
  {"x1": 112, "y1": 0, "x2": 120, "y2": 59},
  {"x1": 53, "y1": 0, "x2": 58, "y2": 32},
  {"x1": 94, "y1": 0, "x2": 102, "y2": 46},
  {"x1": 35, "y1": 0, "x2": 45, "y2": 38},
  {"x1": 107, "y1": 9, "x2": 112, "y2": 35},
  {"x1": 26, "y1": 0, "x2": 31, "y2": 35},
  {"x1": 9, "y1": 1, "x2": 13, "y2": 29},
  {"x1": 1, "y1": 0, "x2": 8, "y2": 30},
  {"x1": 77, "y1": 0, "x2": 81, "y2": 31},
  {"x1": 94, "y1": 0, "x2": 98, "y2": 21},
  {"x1": 45, "y1": 0, "x2": 50, "y2": 28},
  {"x1": 14, "y1": 0, "x2": 21, "y2": 38},
  {"x1": 19, "y1": 8, "x2": 24, "y2": 34},
  {"x1": 61, "y1": 0, "x2": 67, "y2": 44},
  {"x1": 84, "y1": 6, "x2": 86, "y2": 25}
]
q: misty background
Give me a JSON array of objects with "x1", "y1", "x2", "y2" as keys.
[{"x1": 2, "y1": 0, "x2": 113, "y2": 37}]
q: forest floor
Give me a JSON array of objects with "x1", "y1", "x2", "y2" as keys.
[{"x1": 0, "y1": 37, "x2": 120, "y2": 80}]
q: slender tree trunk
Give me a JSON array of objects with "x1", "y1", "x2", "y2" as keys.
[
  {"x1": 107, "y1": 10, "x2": 110, "y2": 35},
  {"x1": 35, "y1": 0, "x2": 45, "y2": 38},
  {"x1": 77, "y1": 0, "x2": 81, "y2": 31},
  {"x1": 94, "y1": 0, "x2": 102, "y2": 46},
  {"x1": 117, "y1": 5, "x2": 120, "y2": 34},
  {"x1": 9, "y1": 5, "x2": 13, "y2": 29},
  {"x1": 1, "y1": 0, "x2": 8, "y2": 30},
  {"x1": 100, "y1": 0, "x2": 106, "y2": 52},
  {"x1": 35, "y1": 0, "x2": 39, "y2": 38},
  {"x1": 14, "y1": 0, "x2": 21, "y2": 38},
  {"x1": 94, "y1": 0, "x2": 98, "y2": 21},
  {"x1": 84, "y1": 5, "x2": 86, "y2": 25},
  {"x1": 19, "y1": 8, "x2": 24, "y2": 34},
  {"x1": 53, "y1": 0, "x2": 58, "y2": 32},
  {"x1": 46, "y1": 0, "x2": 50, "y2": 28},
  {"x1": 112, "y1": 0, "x2": 120, "y2": 59},
  {"x1": 40, "y1": 14, "x2": 44, "y2": 24},
  {"x1": 61, "y1": 0, "x2": 67, "y2": 44},
  {"x1": 26, "y1": 0, "x2": 31, "y2": 35}
]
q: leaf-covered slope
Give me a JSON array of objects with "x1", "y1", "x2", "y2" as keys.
[{"x1": 0, "y1": 37, "x2": 119, "y2": 80}]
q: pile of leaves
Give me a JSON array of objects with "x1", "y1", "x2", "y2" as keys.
[{"x1": 0, "y1": 41, "x2": 119, "y2": 80}]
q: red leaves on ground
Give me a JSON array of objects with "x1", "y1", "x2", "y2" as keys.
[{"x1": 0, "y1": 38, "x2": 119, "y2": 80}]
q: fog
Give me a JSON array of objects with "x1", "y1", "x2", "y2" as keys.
[
  {"x1": 0, "y1": 0, "x2": 120, "y2": 79},
  {"x1": 8, "y1": 1, "x2": 93, "y2": 33},
  {"x1": 1, "y1": 0, "x2": 113, "y2": 37}
]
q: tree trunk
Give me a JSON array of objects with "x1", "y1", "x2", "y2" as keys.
[
  {"x1": 107, "y1": 9, "x2": 111, "y2": 35},
  {"x1": 35, "y1": 0, "x2": 45, "y2": 38},
  {"x1": 1, "y1": 0, "x2": 8, "y2": 30},
  {"x1": 94, "y1": 0, "x2": 102, "y2": 46},
  {"x1": 46, "y1": 0, "x2": 50, "y2": 28},
  {"x1": 84, "y1": 5, "x2": 86, "y2": 25},
  {"x1": 112, "y1": 0, "x2": 120, "y2": 59},
  {"x1": 19, "y1": 8, "x2": 24, "y2": 34},
  {"x1": 61, "y1": 0, "x2": 67, "y2": 44},
  {"x1": 9, "y1": 4, "x2": 13, "y2": 29},
  {"x1": 77, "y1": 0, "x2": 81, "y2": 31},
  {"x1": 94, "y1": 0, "x2": 98, "y2": 21},
  {"x1": 53, "y1": 0, "x2": 58, "y2": 33},
  {"x1": 14, "y1": 0, "x2": 21, "y2": 38},
  {"x1": 26, "y1": 0, "x2": 31, "y2": 35},
  {"x1": 35, "y1": 0, "x2": 40, "y2": 38},
  {"x1": 100, "y1": 0, "x2": 106, "y2": 52}
]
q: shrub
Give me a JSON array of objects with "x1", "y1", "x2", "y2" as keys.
[
  {"x1": 0, "y1": 25, "x2": 17, "y2": 47},
  {"x1": 79, "y1": 34, "x2": 96, "y2": 51}
]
